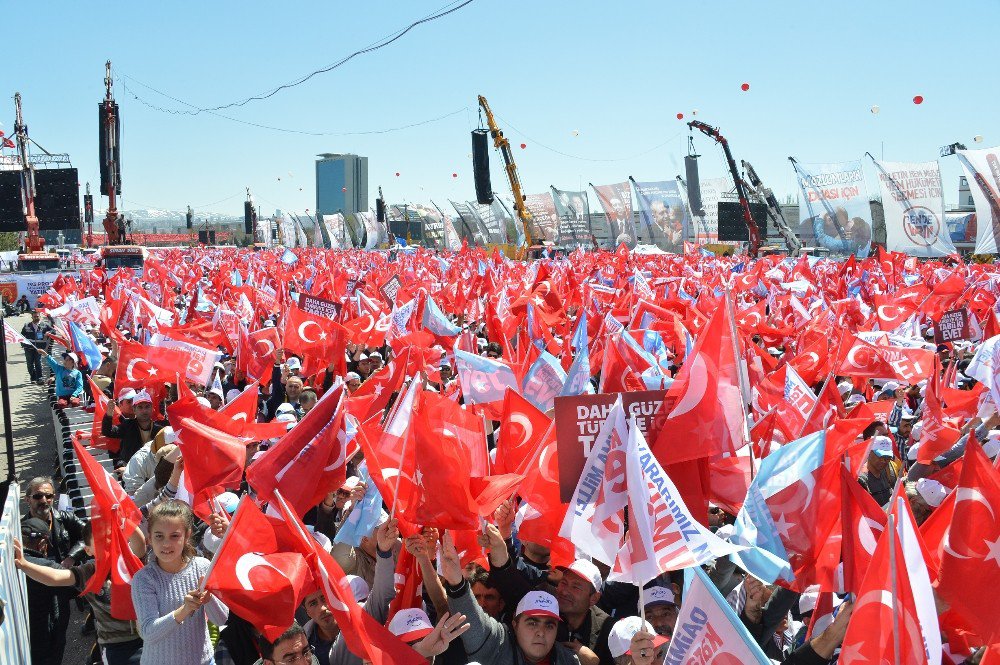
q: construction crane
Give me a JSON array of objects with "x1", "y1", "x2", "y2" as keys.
[
  {"x1": 100, "y1": 60, "x2": 125, "y2": 245},
  {"x1": 742, "y1": 160, "x2": 801, "y2": 254},
  {"x1": 477, "y1": 95, "x2": 533, "y2": 252},
  {"x1": 13, "y1": 93, "x2": 61, "y2": 272},
  {"x1": 688, "y1": 120, "x2": 763, "y2": 258}
]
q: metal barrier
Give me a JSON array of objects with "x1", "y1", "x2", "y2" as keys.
[{"x1": 0, "y1": 481, "x2": 32, "y2": 664}]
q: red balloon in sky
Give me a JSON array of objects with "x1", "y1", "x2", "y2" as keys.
[
  {"x1": 452, "y1": 173, "x2": 458, "y2": 178},
  {"x1": 520, "y1": 143, "x2": 526, "y2": 149},
  {"x1": 676, "y1": 113, "x2": 684, "y2": 120},
  {"x1": 741, "y1": 83, "x2": 750, "y2": 91},
  {"x1": 341, "y1": 187, "x2": 347, "y2": 192},
  {"x1": 395, "y1": 172, "x2": 400, "y2": 177},
  {"x1": 913, "y1": 95, "x2": 924, "y2": 104}
]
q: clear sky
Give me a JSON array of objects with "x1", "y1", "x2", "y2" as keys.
[{"x1": 4, "y1": 0, "x2": 998, "y2": 218}]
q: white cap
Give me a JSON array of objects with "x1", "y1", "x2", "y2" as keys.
[
  {"x1": 161, "y1": 427, "x2": 179, "y2": 445},
  {"x1": 514, "y1": 590, "x2": 562, "y2": 620},
  {"x1": 387, "y1": 608, "x2": 434, "y2": 642},
  {"x1": 906, "y1": 442, "x2": 920, "y2": 462},
  {"x1": 62, "y1": 351, "x2": 79, "y2": 364},
  {"x1": 871, "y1": 435, "x2": 895, "y2": 458},
  {"x1": 275, "y1": 412, "x2": 297, "y2": 424},
  {"x1": 208, "y1": 387, "x2": 224, "y2": 398},
  {"x1": 799, "y1": 585, "x2": 820, "y2": 614},
  {"x1": 225, "y1": 389, "x2": 242, "y2": 403},
  {"x1": 133, "y1": 390, "x2": 153, "y2": 405},
  {"x1": 882, "y1": 381, "x2": 901, "y2": 393},
  {"x1": 215, "y1": 491, "x2": 239, "y2": 515},
  {"x1": 346, "y1": 372, "x2": 361, "y2": 382},
  {"x1": 846, "y1": 394, "x2": 866, "y2": 406},
  {"x1": 118, "y1": 387, "x2": 137, "y2": 401},
  {"x1": 345, "y1": 575, "x2": 370, "y2": 603},
  {"x1": 911, "y1": 422, "x2": 923, "y2": 441},
  {"x1": 305, "y1": 525, "x2": 332, "y2": 553},
  {"x1": 369, "y1": 351, "x2": 383, "y2": 360},
  {"x1": 607, "y1": 616, "x2": 669, "y2": 658},
  {"x1": 557, "y1": 559, "x2": 603, "y2": 592},
  {"x1": 916, "y1": 478, "x2": 947, "y2": 508},
  {"x1": 196, "y1": 396, "x2": 212, "y2": 408},
  {"x1": 340, "y1": 476, "x2": 362, "y2": 491},
  {"x1": 275, "y1": 403, "x2": 295, "y2": 415},
  {"x1": 837, "y1": 381, "x2": 854, "y2": 395},
  {"x1": 643, "y1": 586, "x2": 676, "y2": 607},
  {"x1": 286, "y1": 357, "x2": 302, "y2": 370},
  {"x1": 985, "y1": 434, "x2": 1000, "y2": 459},
  {"x1": 263, "y1": 320, "x2": 276, "y2": 328}
]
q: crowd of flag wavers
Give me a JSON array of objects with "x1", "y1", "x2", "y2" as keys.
[{"x1": 7, "y1": 243, "x2": 1000, "y2": 665}]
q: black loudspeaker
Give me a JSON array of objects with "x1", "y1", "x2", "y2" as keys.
[
  {"x1": 98, "y1": 102, "x2": 122, "y2": 195},
  {"x1": 208, "y1": 230, "x2": 217, "y2": 244},
  {"x1": 472, "y1": 129, "x2": 494, "y2": 205},
  {"x1": 376, "y1": 197, "x2": 386, "y2": 227},
  {"x1": 198, "y1": 230, "x2": 208, "y2": 244},
  {"x1": 186, "y1": 207, "x2": 193, "y2": 229},
  {"x1": 244, "y1": 201, "x2": 254, "y2": 234},
  {"x1": 717, "y1": 201, "x2": 768, "y2": 241},
  {"x1": 685, "y1": 155, "x2": 705, "y2": 216}
]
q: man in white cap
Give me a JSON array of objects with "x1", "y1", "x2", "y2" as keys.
[
  {"x1": 485, "y1": 527, "x2": 612, "y2": 665},
  {"x1": 859, "y1": 435, "x2": 901, "y2": 506},
  {"x1": 606, "y1": 617, "x2": 668, "y2": 665},
  {"x1": 440, "y1": 532, "x2": 580, "y2": 665},
  {"x1": 102, "y1": 389, "x2": 169, "y2": 471},
  {"x1": 641, "y1": 586, "x2": 678, "y2": 639},
  {"x1": 909, "y1": 478, "x2": 948, "y2": 525}
]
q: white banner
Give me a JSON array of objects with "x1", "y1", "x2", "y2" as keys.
[
  {"x1": 792, "y1": 159, "x2": 873, "y2": 257},
  {"x1": 874, "y1": 159, "x2": 956, "y2": 257},
  {"x1": 0, "y1": 272, "x2": 80, "y2": 308},
  {"x1": 322, "y1": 213, "x2": 346, "y2": 249},
  {"x1": 0, "y1": 483, "x2": 32, "y2": 664},
  {"x1": 956, "y1": 146, "x2": 1000, "y2": 255}
]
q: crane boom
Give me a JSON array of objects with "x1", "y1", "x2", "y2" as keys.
[
  {"x1": 13, "y1": 93, "x2": 44, "y2": 254},
  {"x1": 687, "y1": 120, "x2": 762, "y2": 258},
  {"x1": 742, "y1": 160, "x2": 801, "y2": 253},
  {"x1": 101, "y1": 60, "x2": 125, "y2": 245},
  {"x1": 477, "y1": 95, "x2": 533, "y2": 249}
]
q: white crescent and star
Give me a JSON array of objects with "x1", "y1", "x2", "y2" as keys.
[
  {"x1": 298, "y1": 321, "x2": 325, "y2": 344},
  {"x1": 253, "y1": 338, "x2": 275, "y2": 358},
  {"x1": 235, "y1": 553, "x2": 288, "y2": 592},
  {"x1": 669, "y1": 353, "x2": 708, "y2": 418},
  {"x1": 125, "y1": 357, "x2": 155, "y2": 382}
]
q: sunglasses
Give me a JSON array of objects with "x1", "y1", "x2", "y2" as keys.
[{"x1": 31, "y1": 493, "x2": 55, "y2": 501}]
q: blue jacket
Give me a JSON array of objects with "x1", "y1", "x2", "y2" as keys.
[{"x1": 46, "y1": 355, "x2": 84, "y2": 398}]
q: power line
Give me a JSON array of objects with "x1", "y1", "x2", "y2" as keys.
[{"x1": 123, "y1": 0, "x2": 475, "y2": 116}]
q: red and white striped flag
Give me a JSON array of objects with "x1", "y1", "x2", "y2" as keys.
[{"x1": 4, "y1": 321, "x2": 27, "y2": 346}]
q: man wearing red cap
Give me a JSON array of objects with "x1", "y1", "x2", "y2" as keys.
[{"x1": 102, "y1": 389, "x2": 168, "y2": 471}]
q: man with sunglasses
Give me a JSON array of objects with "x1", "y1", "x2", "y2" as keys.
[{"x1": 22, "y1": 477, "x2": 88, "y2": 568}]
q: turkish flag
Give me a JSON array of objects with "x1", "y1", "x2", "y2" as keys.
[
  {"x1": 245, "y1": 386, "x2": 349, "y2": 518},
  {"x1": 169, "y1": 381, "x2": 286, "y2": 442},
  {"x1": 72, "y1": 440, "x2": 143, "y2": 618},
  {"x1": 386, "y1": 548, "x2": 424, "y2": 623},
  {"x1": 787, "y1": 334, "x2": 833, "y2": 385},
  {"x1": 115, "y1": 340, "x2": 192, "y2": 390},
  {"x1": 347, "y1": 347, "x2": 410, "y2": 422},
  {"x1": 203, "y1": 498, "x2": 315, "y2": 641},
  {"x1": 936, "y1": 437, "x2": 1000, "y2": 642},
  {"x1": 839, "y1": 464, "x2": 887, "y2": 596},
  {"x1": 654, "y1": 300, "x2": 746, "y2": 464},
  {"x1": 495, "y1": 388, "x2": 553, "y2": 477},
  {"x1": 84, "y1": 375, "x2": 121, "y2": 453},
  {"x1": 516, "y1": 432, "x2": 576, "y2": 569},
  {"x1": 871, "y1": 294, "x2": 917, "y2": 331},
  {"x1": 271, "y1": 492, "x2": 426, "y2": 665},
  {"x1": 835, "y1": 335, "x2": 934, "y2": 382},
  {"x1": 917, "y1": 369, "x2": 962, "y2": 464},
  {"x1": 283, "y1": 303, "x2": 348, "y2": 375},
  {"x1": 170, "y1": 416, "x2": 247, "y2": 521},
  {"x1": 240, "y1": 326, "x2": 281, "y2": 386}
]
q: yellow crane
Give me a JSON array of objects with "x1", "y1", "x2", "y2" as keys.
[{"x1": 477, "y1": 95, "x2": 533, "y2": 255}]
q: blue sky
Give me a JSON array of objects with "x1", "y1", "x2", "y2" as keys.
[{"x1": 4, "y1": 0, "x2": 997, "y2": 218}]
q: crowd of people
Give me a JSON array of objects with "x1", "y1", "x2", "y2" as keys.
[{"x1": 8, "y1": 243, "x2": 1000, "y2": 665}]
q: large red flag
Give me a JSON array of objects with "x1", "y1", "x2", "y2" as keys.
[
  {"x1": 203, "y1": 498, "x2": 315, "y2": 641},
  {"x1": 839, "y1": 464, "x2": 887, "y2": 596},
  {"x1": 245, "y1": 386, "x2": 350, "y2": 517},
  {"x1": 115, "y1": 340, "x2": 192, "y2": 390},
  {"x1": 936, "y1": 437, "x2": 1000, "y2": 643},
  {"x1": 170, "y1": 416, "x2": 247, "y2": 521},
  {"x1": 835, "y1": 334, "x2": 934, "y2": 383},
  {"x1": 653, "y1": 299, "x2": 745, "y2": 464},
  {"x1": 271, "y1": 492, "x2": 426, "y2": 665},
  {"x1": 347, "y1": 347, "x2": 410, "y2": 422},
  {"x1": 494, "y1": 388, "x2": 552, "y2": 477},
  {"x1": 80, "y1": 375, "x2": 121, "y2": 453},
  {"x1": 282, "y1": 303, "x2": 348, "y2": 375}
]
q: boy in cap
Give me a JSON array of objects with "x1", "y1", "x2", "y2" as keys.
[
  {"x1": 859, "y1": 436, "x2": 901, "y2": 506},
  {"x1": 38, "y1": 348, "x2": 84, "y2": 408},
  {"x1": 606, "y1": 617, "x2": 668, "y2": 665}
]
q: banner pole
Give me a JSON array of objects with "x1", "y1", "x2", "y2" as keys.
[{"x1": 888, "y1": 510, "x2": 901, "y2": 665}]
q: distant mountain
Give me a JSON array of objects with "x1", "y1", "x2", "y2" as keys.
[{"x1": 92, "y1": 207, "x2": 242, "y2": 223}]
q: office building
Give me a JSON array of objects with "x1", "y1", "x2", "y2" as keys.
[{"x1": 316, "y1": 153, "x2": 368, "y2": 217}]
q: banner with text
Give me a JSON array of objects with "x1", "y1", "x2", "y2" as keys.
[
  {"x1": 956, "y1": 146, "x2": 1000, "y2": 254},
  {"x1": 524, "y1": 192, "x2": 560, "y2": 242},
  {"x1": 693, "y1": 177, "x2": 739, "y2": 245},
  {"x1": 873, "y1": 159, "x2": 956, "y2": 257},
  {"x1": 792, "y1": 159, "x2": 873, "y2": 257}
]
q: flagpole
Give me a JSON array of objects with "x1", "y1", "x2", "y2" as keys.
[
  {"x1": 888, "y1": 510, "x2": 901, "y2": 665},
  {"x1": 724, "y1": 284, "x2": 754, "y2": 477},
  {"x1": 198, "y1": 495, "x2": 246, "y2": 591},
  {"x1": 0, "y1": 313, "x2": 16, "y2": 482},
  {"x1": 797, "y1": 369, "x2": 836, "y2": 439}
]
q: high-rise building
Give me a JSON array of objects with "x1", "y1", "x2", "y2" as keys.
[{"x1": 316, "y1": 153, "x2": 368, "y2": 217}]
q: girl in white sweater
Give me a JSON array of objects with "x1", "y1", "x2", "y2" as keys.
[{"x1": 131, "y1": 500, "x2": 229, "y2": 665}]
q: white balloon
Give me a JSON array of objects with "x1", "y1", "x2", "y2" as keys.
[
  {"x1": 870, "y1": 105, "x2": 880, "y2": 114},
  {"x1": 691, "y1": 109, "x2": 698, "y2": 116},
  {"x1": 974, "y1": 135, "x2": 984, "y2": 143},
  {"x1": 571, "y1": 130, "x2": 580, "y2": 137}
]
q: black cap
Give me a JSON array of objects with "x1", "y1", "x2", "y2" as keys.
[{"x1": 21, "y1": 517, "x2": 50, "y2": 541}]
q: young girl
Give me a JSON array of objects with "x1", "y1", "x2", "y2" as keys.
[{"x1": 132, "y1": 500, "x2": 228, "y2": 664}]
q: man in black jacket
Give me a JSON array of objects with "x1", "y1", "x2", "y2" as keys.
[
  {"x1": 101, "y1": 390, "x2": 167, "y2": 470},
  {"x1": 21, "y1": 310, "x2": 53, "y2": 383},
  {"x1": 22, "y1": 477, "x2": 88, "y2": 567},
  {"x1": 18, "y1": 518, "x2": 76, "y2": 665}
]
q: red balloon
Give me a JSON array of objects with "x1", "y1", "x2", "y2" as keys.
[
  {"x1": 913, "y1": 95, "x2": 924, "y2": 104},
  {"x1": 676, "y1": 113, "x2": 684, "y2": 120},
  {"x1": 452, "y1": 173, "x2": 458, "y2": 178},
  {"x1": 520, "y1": 143, "x2": 526, "y2": 149},
  {"x1": 341, "y1": 187, "x2": 347, "y2": 192},
  {"x1": 395, "y1": 172, "x2": 400, "y2": 177},
  {"x1": 741, "y1": 83, "x2": 750, "y2": 91}
]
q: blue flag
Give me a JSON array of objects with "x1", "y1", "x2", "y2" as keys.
[
  {"x1": 730, "y1": 430, "x2": 827, "y2": 584},
  {"x1": 334, "y1": 465, "x2": 385, "y2": 547},
  {"x1": 280, "y1": 248, "x2": 298, "y2": 265},
  {"x1": 561, "y1": 312, "x2": 592, "y2": 397},
  {"x1": 422, "y1": 295, "x2": 462, "y2": 337},
  {"x1": 69, "y1": 321, "x2": 103, "y2": 370},
  {"x1": 521, "y1": 351, "x2": 566, "y2": 412}
]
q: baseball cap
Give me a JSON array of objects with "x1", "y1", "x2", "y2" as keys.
[
  {"x1": 357, "y1": 353, "x2": 369, "y2": 361},
  {"x1": 557, "y1": 559, "x2": 603, "y2": 592},
  {"x1": 263, "y1": 320, "x2": 276, "y2": 328},
  {"x1": 882, "y1": 381, "x2": 901, "y2": 393},
  {"x1": 275, "y1": 403, "x2": 295, "y2": 415},
  {"x1": 340, "y1": 476, "x2": 362, "y2": 491},
  {"x1": 62, "y1": 352, "x2": 79, "y2": 364},
  {"x1": 871, "y1": 435, "x2": 894, "y2": 458},
  {"x1": 387, "y1": 608, "x2": 434, "y2": 643},
  {"x1": 916, "y1": 478, "x2": 947, "y2": 508},
  {"x1": 225, "y1": 388, "x2": 242, "y2": 403},
  {"x1": 514, "y1": 590, "x2": 562, "y2": 621},
  {"x1": 215, "y1": 491, "x2": 240, "y2": 515},
  {"x1": 208, "y1": 387, "x2": 224, "y2": 398},
  {"x1": 846, "y1": 394, "x2": 867, "y2": 406},
  {"x1": 286, "y1": 357, "x2": 302, "y2": 371},
  {"x1": 643, "y1": 586, "x2": 676, "y2": 607},
  {"x1": 346, "y1": 372, "x2": 361, "y2": 382},
  {"x1": 369, "y1": 351, "x2": 383, "y2": 360},
  {"x1": 117, "y1": 387, "x2": 137, "y2": 401},
  {"x1": 985, "y1": 433, "x2": 1000, "y2": 459},
  {"x1": 196, "y1": 396, "x2": 211, "y2": 408},
  {"x1": 345, "y1": 575, "x2": 370, "y2": 603},
  {"x1": 607, "y1": 616, "x2": 669, "y2": 658},
  {"x1": 837, "y1": 381, "x2": 853, "y2": 395},
  {"x1": 21, "y1": 517, "x2": 51, "y2": 543},
  {"x1": 275, "y1": 412, "x2": 297, "y2": 425},
  {"x1": 133, "y1": 390, "x2": 153, "y2": 405}
]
